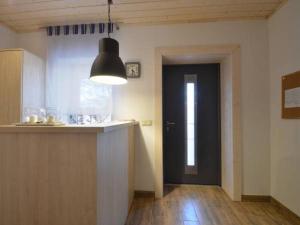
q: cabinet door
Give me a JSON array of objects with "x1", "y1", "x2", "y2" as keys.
[{"x1": 0, "y1": 50, "x2": 22, "y2": 125}]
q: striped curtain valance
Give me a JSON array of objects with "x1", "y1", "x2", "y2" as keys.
[{"x1": 47, "y1": 23, "x2": 115, "y2": 36}]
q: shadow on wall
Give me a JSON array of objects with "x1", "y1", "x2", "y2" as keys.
[{"x1": 135, "y1": 124, "x2": 154, "y2": 191}]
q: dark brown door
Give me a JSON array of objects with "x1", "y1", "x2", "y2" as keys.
[{"x1": 163, "y1": 64, "x2": 221, "y2": 185}]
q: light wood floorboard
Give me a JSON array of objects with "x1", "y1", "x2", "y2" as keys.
[{"x1": 126, "y1": 185, "x2": 300, "y2": 225}]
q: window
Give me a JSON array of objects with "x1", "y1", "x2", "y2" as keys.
[{"x1": 46, "y1": 36, "x2": 112, "y2": 124}]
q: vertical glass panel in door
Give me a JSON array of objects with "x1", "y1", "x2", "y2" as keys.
[
  {"x1": 185, "y1": 74, "x2": 197, "y2": 174},
  {"x1": 187, "y1": 83, "x2": 195, "y2": 166}
]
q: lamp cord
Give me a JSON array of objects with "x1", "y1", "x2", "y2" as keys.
[{"x1": 107, "y1": 0, "x2": 112, "y2": 38}]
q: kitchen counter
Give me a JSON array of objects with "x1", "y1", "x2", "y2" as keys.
[
  {"x1": 0, "y1": 120, "x2": 137, "y2": 225},
  {"x1": 0, "y1": 120, "x2": 138, "y2": 133}
]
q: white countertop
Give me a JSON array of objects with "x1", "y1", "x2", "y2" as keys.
[{"x1": 0, "y1": 121, "x2": 138, "y2": 133}]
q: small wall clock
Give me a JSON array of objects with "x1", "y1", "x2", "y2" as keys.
[{"x1": 125, "y1": 62, "x2": 141, "y2": 78}]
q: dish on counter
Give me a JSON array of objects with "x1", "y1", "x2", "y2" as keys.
[{"x1": 13, "y1": 122, "x2": 65, "y2": 126}]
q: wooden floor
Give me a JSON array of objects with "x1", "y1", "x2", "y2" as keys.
[{"x1": 126, "y1": 185, "x2": 300, "y2": 225}]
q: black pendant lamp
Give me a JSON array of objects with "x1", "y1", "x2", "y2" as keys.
[{"x1": 90, "y1": 0, "x2": 127, "y2": 85}]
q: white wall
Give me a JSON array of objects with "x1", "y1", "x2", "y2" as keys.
[
  {"x1": 16, "y1": 21, "x2": 270, "y2": 195},
  {"x1": 17, "y1": 31, "x2": 47, "y2": 60},
  {"x1": 268, "y1": 0, "x2": 300, "y2": 216},
  {"x1": 0, "y1": 25, "x2": 45, "y2": 59},
  {"x1": 0, "y1": 24, "x2": 16, "y2": 49}
]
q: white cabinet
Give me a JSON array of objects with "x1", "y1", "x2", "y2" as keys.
[{"x1": 0, "y1": 49, "x2": 45, "y2": 124}]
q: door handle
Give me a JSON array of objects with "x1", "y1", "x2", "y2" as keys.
[
  {"x1": 166, "y1": 121, "x2": 176, "y2": 126},
  {"x1": 166, "y1": 121, "x2": 175, "y2": 132}
]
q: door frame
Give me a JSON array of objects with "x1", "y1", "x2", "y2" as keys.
[{"x1": 154, "y1": 45, "x2": 242, "y2": 201}]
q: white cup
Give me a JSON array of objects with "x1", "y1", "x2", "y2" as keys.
[{"x1": 29, "y1": 115, "x2": 38, "y2": 124}]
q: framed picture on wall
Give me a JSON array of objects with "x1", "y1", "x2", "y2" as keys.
[
  {"x1": 125, "y1": 62, "x2": 141, "y2": 78},
  {"x1": 282, "y1": 71, "x2": 300, "y2": 119}
]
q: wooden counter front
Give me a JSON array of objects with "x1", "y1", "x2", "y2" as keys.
[{"x1": 0, "y1": 121, "x2": 136, "y2": 225}]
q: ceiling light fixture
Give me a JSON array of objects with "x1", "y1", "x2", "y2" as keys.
[{"x1": 90, "y1": 0, "x2": 127, "y2": 85}]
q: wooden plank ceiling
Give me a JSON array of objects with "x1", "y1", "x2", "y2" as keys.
[{"x1": 0, "y1": 0, "x2": 287, "y2": 32}]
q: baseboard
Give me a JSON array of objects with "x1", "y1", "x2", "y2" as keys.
[
  {"x1": 134, "y1": 190, "x2": 155, "y2": 198},
  {"x1": 242, "y1": 195, "x2": 300, "y2": 222},
  {"x1": 241, "y1": 195, "x2": 271, "y2": 202},
  {"x1": 270, "y1": 197, "x2": 300, "y2": 223}
]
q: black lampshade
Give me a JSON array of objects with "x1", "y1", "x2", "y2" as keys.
[{"x1": 90, "y1": 38, "x2": 127, "y2": 85}]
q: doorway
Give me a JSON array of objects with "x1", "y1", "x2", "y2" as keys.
[
  {"x1": 163, "y1": 64, "x2": 221, "y2": 185},
  {"x1": 154, "y1": 45, "x2": 241, "y2": 200}
]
